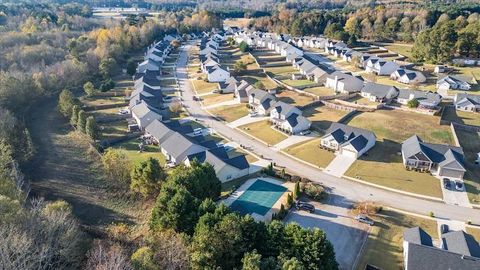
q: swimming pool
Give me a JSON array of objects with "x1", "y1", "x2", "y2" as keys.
[{"x1": 230, "y1": 179, "x2": 287, "y2": 216}]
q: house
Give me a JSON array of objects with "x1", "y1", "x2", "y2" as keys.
[
  {"x1": 219, "y1": 76, "x2": 238, "y2": 94},
  {"x1": 248, "y1": 88, "x2": 276, "y2": 115},
  {"x1": 403, "y1": 227, "x2": 480, "y2": 270},
  {"x1": 131, "y1": 101, "x2": 163, "y2": 129},
  {"x1": 360, "y1": 83, "x2": 399, "y2": 103},
  {"x1": 434, "y1": 65, "x2": 446, "y2": 74},
  {"x1": 325, "y1": 71, "x2": 364, "y2": 94},
  {"x1": 269, "y1": 101, "x2": 311, "y2": 134},
  {"x1": 320, "y1": 123, "x2": 376, "y2": 158},
  {"x1": 365, "y1": 58, "x2": 399, "y2": 75},
  {"x1": 390, "y1": 68, "x2": 427, "y2": 85},
  {"x1": 307, "y1": 67, "x2": 328, "y2": 83},
  {"x1": 159, "y1": 132, "x2": 207, "y2": 164},
  {"x1": 206, "y1": 65, "x2": 230, "y2": 82},
  {"x1": 454, "y1": 93, "x2": 480, "y2": 112},
  {"x1": 437, "y1": 76, "x2": 472, "y2": 91},
  {"x1": 401, "y1": 135, "x2": 466, "y2": 179},
  {"x1": 134, "y1": 70, "x2": 162, "y2": 90},
  {"x1": 396, "y1": 89, "x2": 442, "y2": 109},
  {"x1": 234, "y1": 80, "x2": 251, "y2": 103},
  {"x1": 136, "y1": 59, "x2": 161, "y2": 73},
  {"x1": 129, "y1": 84, "x2": 164, "y2": 110}
]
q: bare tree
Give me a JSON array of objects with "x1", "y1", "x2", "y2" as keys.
[{"x1": 85, "y1": 240, "x2": 133, "y2": 270}]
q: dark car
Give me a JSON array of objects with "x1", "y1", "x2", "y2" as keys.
[
  {"x1": 440, "y1": 224, "x2": 449, "y2": 234},
  {"x1": 443, "y1": 178, "x2": 451, "y2": 189},
  {"x1": 295, "y1": 201, "x2": 315, "y2": 213},
  {"x1": 455, "y1": 181, "x2": 464, "y2": 191}
]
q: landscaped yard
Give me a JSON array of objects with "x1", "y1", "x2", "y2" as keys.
[
  {"x1": 264, "y1": 66, "x2": 298, "y2": 76},
  {"x1": 99, "y1": 120, "x2": 129, "y2": 141},
  {"x1": 239, "y1": 120, "x2": 288, "y2": 145},
  {"x1": 356, "y1": 209, "x2": 438, "y2": 270},
  {"x1": 346, "y1": 109, "x2": 453, "y2": 144},
  {"x1": 374, "y1": 75, "x2": 437, "y2": 92},
  {"x1": 111, "y1": 138, "x2": 166, "y2": 165},
  {"x1": 443, "y1": 106, "x2": 480, "y2": 127},
  {"x1": 345, "y1": 140, "x2": 443, "y2": 198},
  {"x1": 238, "y1": 74, "x2": 278, "y2": 90},
  {"x1": 191, "y1": 79, "x2": 219, "y2": 94},
  {"x1": 303, "y1": 105, "x2": 349, "y2": 131},
  {"x1": 201, "y1": 93, "x2": 234, "y2": 107},
  {"x1": 454, "y1": 129, "x2": 480, "y2": 204},
  {"x1": 276, "y1": 90, "x2": 316, "y2": 106},
  {"x1": 80, "y1": 96, "x2": 126, "y2": 107},
  {"x1": 281, "y1": 79, "x2": 318, "y2": 88},
  {"x1": 346, "y1": 95, "x2": 379, "y2": 106},
  {"x1": 208, "y1": 104, "x2": 249, "y2": 123},
  {"x1": 303, "y1": 86, "x2": 334, "y2": 97},
  {"x1": 283, "y1": 138, "x2": 335, "y2": 168}
]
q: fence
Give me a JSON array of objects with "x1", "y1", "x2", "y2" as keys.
[
  {"x1": 450, "y1": 123, "x2": 461, "y2": 147},
  {"x1": 383, "y1": 104, "x2": 438, "y2": 116},
  {"x1": 100, "y1": 132, "x2": 142, "y2": 148},
  {"x1": 337, "y1": 110, "x2": 360, "y2": 124}
]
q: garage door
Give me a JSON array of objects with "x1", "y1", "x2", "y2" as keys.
[{"x1": 342, "y1": 149, "x2": 357, "y2": 158}]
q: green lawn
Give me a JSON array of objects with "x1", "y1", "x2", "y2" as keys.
[
  {"x1": 281, "y1": 79, "x2": 317, "y2": 88},
  {"x1": 455, "y1": 129, "x2": 480, "y2": 204},
  {"x1": 357, "y1": 210, "x2": 438, "y2": 270},
  {"x1": 345, "y1": 140, "x2": 443, "y2": 198},
  {"x1": 346, "y1": 109, "x2": 453, "y2": 144},
  {"x1": 276, "y1": 90, "x2": 315, "y2": 106},
  {"x1": 191, "y1": 79, "x2": 219, "y2": 94},
  {"x1": 99, "y1": 120, "x2": 128, "y2": 141},
  {"x1": 375, "y1": 42, "x2": 414, "y2": 59},
  {"x1": 111, "y1": 138, "x2": 166, "y2": 165},
  {"x1": 201, "y1": 93, "x2": 234, "y2": 107},
  {"x1": 303, "y1": 86, "x2": 334, "y2": 97},
  {"x1": 80, "y1": 96, "x2": 125, "y2": 107},
  {"x1": 283, "y1": 138, "x2": 335, "y2": 169},
  {"x1": 443, "y1": 106, "x2": 480, "y2": 127},
  {"x1": 239, "y1": 120, "x2": 288, "y2": 145},
  {"x1": 264, "y1": 66, "x2": 298, "y2": 76},
  {"x1": 208, "y1": 104, "x2": 249, "y2": 123},
  {"x1": 303, "y1": 105, "x2": 348, "y2": 131}
]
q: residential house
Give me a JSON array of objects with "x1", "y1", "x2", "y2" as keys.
[
  {"x1": 401, "y1": 135, "x2": 466, "y2": 179},
  {"x1": 403, "y1": 227, "x2": 480, "y2": 270},
  {"x1": 136, "y1": 58, "x2": 161, "y2": 73},
  {"x1": 360, "y1": 83, "x2": 399, "y2": 103},
  {"x1": 134, "y1": 70, "x2": 162, "y2": 90},
  {"x1": 390, "y1": 68, "x2": 427, "y2": 85},
  {"x1": 248, "y1": 88, "x2": 276, "y2": 115},
  {"x1": 206, "y1": 65, "x2": 230, "y2": 82},
  {"x1": 325, "y1": 71, "x2": 364, "y2": 94},
  {"x1": 396, "y1": 89, "x2": 442, "y2": 109},
  {"x1": 437, "y1": 76, "x2": 472, "y2": 91},
  {"x1": 270, "y1": 101, "x2": 311, "y2": 134},
  {"x1": 454, "y1": 93, "x2": 480, "y2": 112},
  {"x1": 131, "y1": 101, "x2": 163, "y2": 129},
  {"x1": 320, "y1": 123, "x2": 376, "y2": 158},
  {"x1": 219, "y1": 76, "x2": 238, "y2": 93},
  {"x1": 365, "y1": 58, "x2": 399, "y2": 75},
  {"x1": 234, "y1": 80, "x2": 252, "y2": 103}
]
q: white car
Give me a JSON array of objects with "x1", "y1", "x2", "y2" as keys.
[
  {"x1": 454, "y1": 181, "x2": 464, "y2": 191},
  {"x1": 355, "y1": 215, "x2": 374, "y2": 226},
  {"x1": 300, "y1": 130, "x2": 311, "y2": 136},
  {"x1": 165, "y1": 161, "x2": 176, "y2": 168},
  {"x1": 118, "y1": 109, "x2": 130, "y2": 115}
]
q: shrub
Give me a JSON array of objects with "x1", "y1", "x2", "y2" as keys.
[
  {"x1": 293, "y1": 182, "x2": 301, "y2": 200},
  {"x1": 303, "y1": 182, "x2": 327, "y2": 201},
  {"x1": 286, "y1": 193, "x2": 293, "y2": 208},
  {"x1": 352, "y1": 202, "x2": 381, "y2": 215},
  {"x1": 429, "y1": 211, "x2": 435, "y2": 217}
]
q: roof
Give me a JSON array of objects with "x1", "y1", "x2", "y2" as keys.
[
  {"x1": 327, "y1": 71, "x2": 364, "y2": 92},
  {"x1": 438, "y1": 75, "x2": 471, "y2": 86},
  {"x1": 442, "y1": 231, "x2": 480, "y2": 257},
  {"x1": 455, "y1": 93, "x2": 480, "y2": 106},
  {"x1": 323, "y1": 123, "x2": 375, "y2": 151},
  {"x1": 404, "y1": 227, "x2": 433, "y2": 246},
  {"x1": 161, "y1": 132, "x2": 206, "y2": 160},
  {"x1": 397, "y1": 89, "x2": 442, "y2": 105},
  {"x1": 272, "y1": 101, "x2": 300, "y2": 116},
  {"x1": 131, "y1": 101, "x2": 163, "y2": 127},
  {"x1": 361, "y1": 83, "x2": 399, "y2": 100}
]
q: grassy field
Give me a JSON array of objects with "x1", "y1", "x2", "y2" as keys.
[
  {"x1": 239, "y1": 120, "x2": 288, "y2": 145},
  {"x1": 264, "y1": 66, "x2": 298, "y2": 76},
  {"x1": 81, "y1": 96, "x2": 125, "y2": 107},
  {"x1": 209, "y1": 104, "x2": 249, "y2": 123},
  {"x1": 99, "y1": 120, "x2": 128, "y2": 141},
  {"x1": 357, "y1": 210, "x2": 438, "y2": 270},
  {"x1": 346, "y1": 109, "x2": 453, "y2": 144},
  {"x1": 283, "y1": 138, "x2": 335, "y2": 168},
  {"x1": 112, "y1": 138, "x2": 167, "y2": 165},
  {"x1": 276, "y1": 90, "x2": 316, "y2": 106},
  {"x1": 466, "y1": 226, "x2": 480, "y2": 242},
  {"x1": 201, "y1": 93, "x2": 234, "y2": 107},
  {"x1": 281, "y1": 79, "x2": 318, "y2": 88},
  {"x1": 375, "y1": 42, "x2": 414, "y2": 59},
  {"x1": 455, "y1": 129, "x2": 480, "y2": 204},
  {"x1": 303, "y1": 86, "x2": 334, "y2": 97},
  {"x1": 347, "y1": 95, "x2": 379, "y2": 106},
  {"x1": 443, "y1": 106, "x2": 480, "y2": 127},
  {"x1": 238, "y1": 74, "x2": 278, "y2": 90},
  {"x1": 374, "y1": 75, "x2": 437, "y2": 92},
  {"x1": 191, "y1": 79, "x2": 219, "y2": 94},
  {"x1": 303, "y1": 105, "x2": 349, "y2": 131},
  {"x1": 345, "y1": 140, "x2": 443, "y2": 198}
]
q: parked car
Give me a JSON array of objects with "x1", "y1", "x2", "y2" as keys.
[
  {"x1": 295, "y1": 201, "x2": 315, "y2": 213},
  {"x1": 454, "y1": 181, "x2": 464, "y2": 191},
  {"x1": 440, "y1": 224, "x2": 449, "y2": 234},
  {"x1": 355, "y1": 215, "x2": 375, "y2": 226},
  {"x1": 118, "y1": 109, "x2": 130, "y2": 115},
  {"x1": 300, "y1": 130, "x2": 311, "y2": 136},
  {"x1": 443, "y1": 178, "x2": 451, "y2": 189},
  {"x1": 165, "y1": 161, "x2": 176, "y2": 168}
]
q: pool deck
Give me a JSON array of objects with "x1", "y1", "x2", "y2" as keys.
[{"x1": 222, "y1": 177, "x2": 294, "y2": 222}]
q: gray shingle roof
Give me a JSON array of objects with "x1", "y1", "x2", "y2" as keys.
[
  {"x1": 404, "y1": 227, "x2": 433, "y2": 246},
  {"x1": 361, "y1": 83, "x2": 399, "y2": 100},
  {"x1": 442, "y1": 231, "x2": 480, "y2": 257}
]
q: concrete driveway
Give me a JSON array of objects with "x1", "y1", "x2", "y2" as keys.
[
  {"x1": 324, "y1": 154, "x2": 356, "y2": 177},
  {"x1": 272, "y1": 132, "x2": 317, "y2": 150},
  {"x1": 227, "y1": 115, "x2": 269, "y2": 128},
  {"x1": 284, "y1": 196, "x2": 369, "y2": 270},
  {"x1": 440, "y1": 177, "x2": 471, "y2": 208}
]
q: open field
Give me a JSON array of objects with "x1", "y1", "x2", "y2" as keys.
[
  {"x1": 303, "y1": 86, "x2": 334, "y2": 96},
  {"x1": 191, "y1": 79, "x2": 218, "y2": 94},
  {"x1": 346, "y1": 95, "x2": 379, "y2": 106},
  {"x1": 99, "y1": 120, "x2": 128, "y2": 141},
  {"x1": 112, "y1": 138, "x2": 166, "y2": 165},
  {"x1": 281, "y1": 79, "x2": 317, "y2": 88},
  {"x1": 223, "y1": 18, "x2": 251, "y2": 28},
  {"x1": 357, "y1": 210, "x2": 438, "y2": 270},
  {"x1": 346, "y1": 109, "x2": 453, "y2": 144},
  {"x1": 276, "y1": 90, "x2": 316, "y2": 106},
  {"x1": 283, "y1": 138, "x2": 335, "y2": 168},
  {"x1": 374, "y1": 42, "x2": 414, "y2": 59},
  {"x1": 303, "y1": 105, "x2": 349, "y2": 131},
  {"x1": 80, "y1": 96, "x2": 126, "y2": 107},
  {"x1": 239, "y1": 120, "x2": 288, "y2": 145},
  {"x1": 264, "y1": 66, "x2": 298, "y2": 76},
  {"x1": 209, "y1": 104, "x2": 249, "y2": 123},
  {"x1": 346, "y1": 140, "x2": 443, "y2": 198},
  {"x1": 201, "y1": 93, "x2": 234, "y2": 107},
  {"x1": 455, "y1": 129, "x2": 480, "y2": 204},
  {"x1": 443, "y1": 106, "x2": 480, "y2": 127}
]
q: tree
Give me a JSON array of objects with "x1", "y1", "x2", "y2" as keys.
[
  {"x1": 130, "y1": 157, "x2": 166, "y2": 197},
  {"x1": 293, "y1": 182, "x2": 300, "y2": 200},
  {"x1": 58, "y1": 89, "x2": 76, "y2": 117},
  {"x1": 407, "y1": 98, "x2": 419, "y2": 108},
  {"x1": 100, "y1": 78, "x2": 115, "y2": 92},
  {"x1": 83, "y1": 81, "x2": 95, "y2": 97},
  {"x1": 70, "y1": 105, "x2": 80, "y2": 126},
  {"x1": 242, "y1": 250, "x2": 262, "y2": 270},
  {"x1": 282, "y1": 257, "x2": 305, "y2": 270},
  {"x1": 234, "y1": 60, "x2": 247, "y2": 74},
  {"x1": 85, "y1": 116, "x2": 99, "y2": 140},
  {"x1": 254, "y1": 81, "x2": 265, "y2": 89},
  {"x1": 102, "y1": 148, "x2": 132, "y2": 189},
  {"x1": 167, "y1": 161, "x2": 221, "y2": 200},
  {"x1": 126, "y1": 58, "x2": 137, "y2": 76},
  {"x1": 239, "y1": 41, "x2": 249, "y2": 52},
  {"x1": 287, "y1": 193, "x2": 293, "y2": 208},
  {"x1": 99, "y1": 57, "x2": 117, "y2": 79},
  {"x1": 169, "y1": 101, "x2": 183, "y2": 117},
  {"x1": 344, "y1": 17, "x2": 361, "y2": 37},
  {"x1": 77, "y1": 110, "x2": 87, "y2": 133},
  {"x1": 85, "y1": 240, "x2": 132, "y2": 270}
]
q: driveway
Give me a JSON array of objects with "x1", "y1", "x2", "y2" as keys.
[
  {"x1": 440, "y1": 178, "x2": 471, "y2": 208},
  {"x1": 284, "y1": 197, "x2": 369, "y2": 270},
  {"x1": 227, "y1": 115, "x2": 269, "y2": 128},
  {"x1": 324, "y1": 154, "x2": 356, "y2": 177},
  {"x1": 271, "y1": 133, "x2": 317, "y2": 150}
]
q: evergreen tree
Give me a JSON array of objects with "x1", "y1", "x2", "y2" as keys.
[
  {"x1": 70, "y1": 105, "x2": 80, "y2": 126},
  {"x1": 293, "y1": 182, "x2": 301, "y2": 200},
  {"x1": 85, "y1": 116, "x2": 98, "y2": 140},
  {"x1": 58, "y1": 89, "x2": 75, "y2": 117},
  {"x1": 77, "y1": 110, "x2": 87, "y2": 133},
  {"x1": 130, "y1": 157, "x2": 166, "y2": 197},
  {"x1": 83, "y1": 81, "x2": 95, "y2": 97}
]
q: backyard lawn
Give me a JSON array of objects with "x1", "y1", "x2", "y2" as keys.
[
  {"x1": 239, "y1": 120, "x2": 288, "y2": 145},
  {"x1": 345, "y1": 140, "x2": 443, "y2": 198},
  {"x1": 346, "y1": 95, "x2": 379, "y2": 106},
  {"x1": 111, "y1": 138, "x2": 166, "y2": 165},
  {"x1": 356, "y1": 210, "x2": 438, "y2": 270},
  {"x1": 276, "y1": 90, "x2": 315, "y2": 106},
  {"x1": 374, "y1": 75, "x2": 437, "y2": 92},
  {"x1": 160, "y1": 78, "x2": 177, "y2": 87},
  {"x1": 99, "y1": 120, "x2": 129, "y2": 141},
  {"x1": 191, "y1": 79, "x2": 219, "y2": 94},
  {"x1": 303, "y1": 105, "x2": 349, "y2": 131},
  {"x1": 80, "y1": 96, "x2": 126, "y2": 107},
  {"x1": 283, "y1": 138, "x2": 335, "y2": 169},
  {"x1": 375, "y1": 42, "x2": 414, "y2": 59},
  {"x1": 281, "y1": 79, "x2": 318, "y2": 88},
  {"x1": 443, "y1": 106, "x2": 480, "y2": 127},
  {"x1": 264, "y1": 66, "x2": 298, "y2": 76},
  {"x1": 209, "y1": 104, "x2": 249, "y2": 123},
  {"x1": 346, "y1": 109, "x2": 453, "y2": 144},
  {"x1": 455, "y1": 129, "x2": 480, "y2": 204},
  {"x1": 201, "y1": 93, "x2": 234, "y2": 107},
  {"x1": 238, "y1": 74, "x2": 278, "y2": 90},
  {"x1": 89, "y1": 107, "x2": 123, "y2": 119},
  {"x1": 303, "y1": 86, "x2": 334, "y2": 97}
]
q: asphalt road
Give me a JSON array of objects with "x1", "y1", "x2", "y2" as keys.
[{"x1": 176, "y1": 42, "x2": 480, "y2": 224}]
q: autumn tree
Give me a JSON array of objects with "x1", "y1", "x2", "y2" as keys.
[
  {"x1": 58, "y1": 89, "x2": 76, "y2": 117},
  {"x1": 70, "y1": 105, "x2": 80, "y2": 126},
  {"x1": 102, "y1": 149, "x2": 132, "y2": 189}
]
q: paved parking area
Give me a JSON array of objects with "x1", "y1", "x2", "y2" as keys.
[
  {"x1": 324, "y1": 154, "x2": 356, "y2": 177},
  {"x1": 284, "y1": 197, "x2": 369, "y2": 270},
  {"x1": 439, "y1": 177, "x2": 471, "y2": 208}
]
